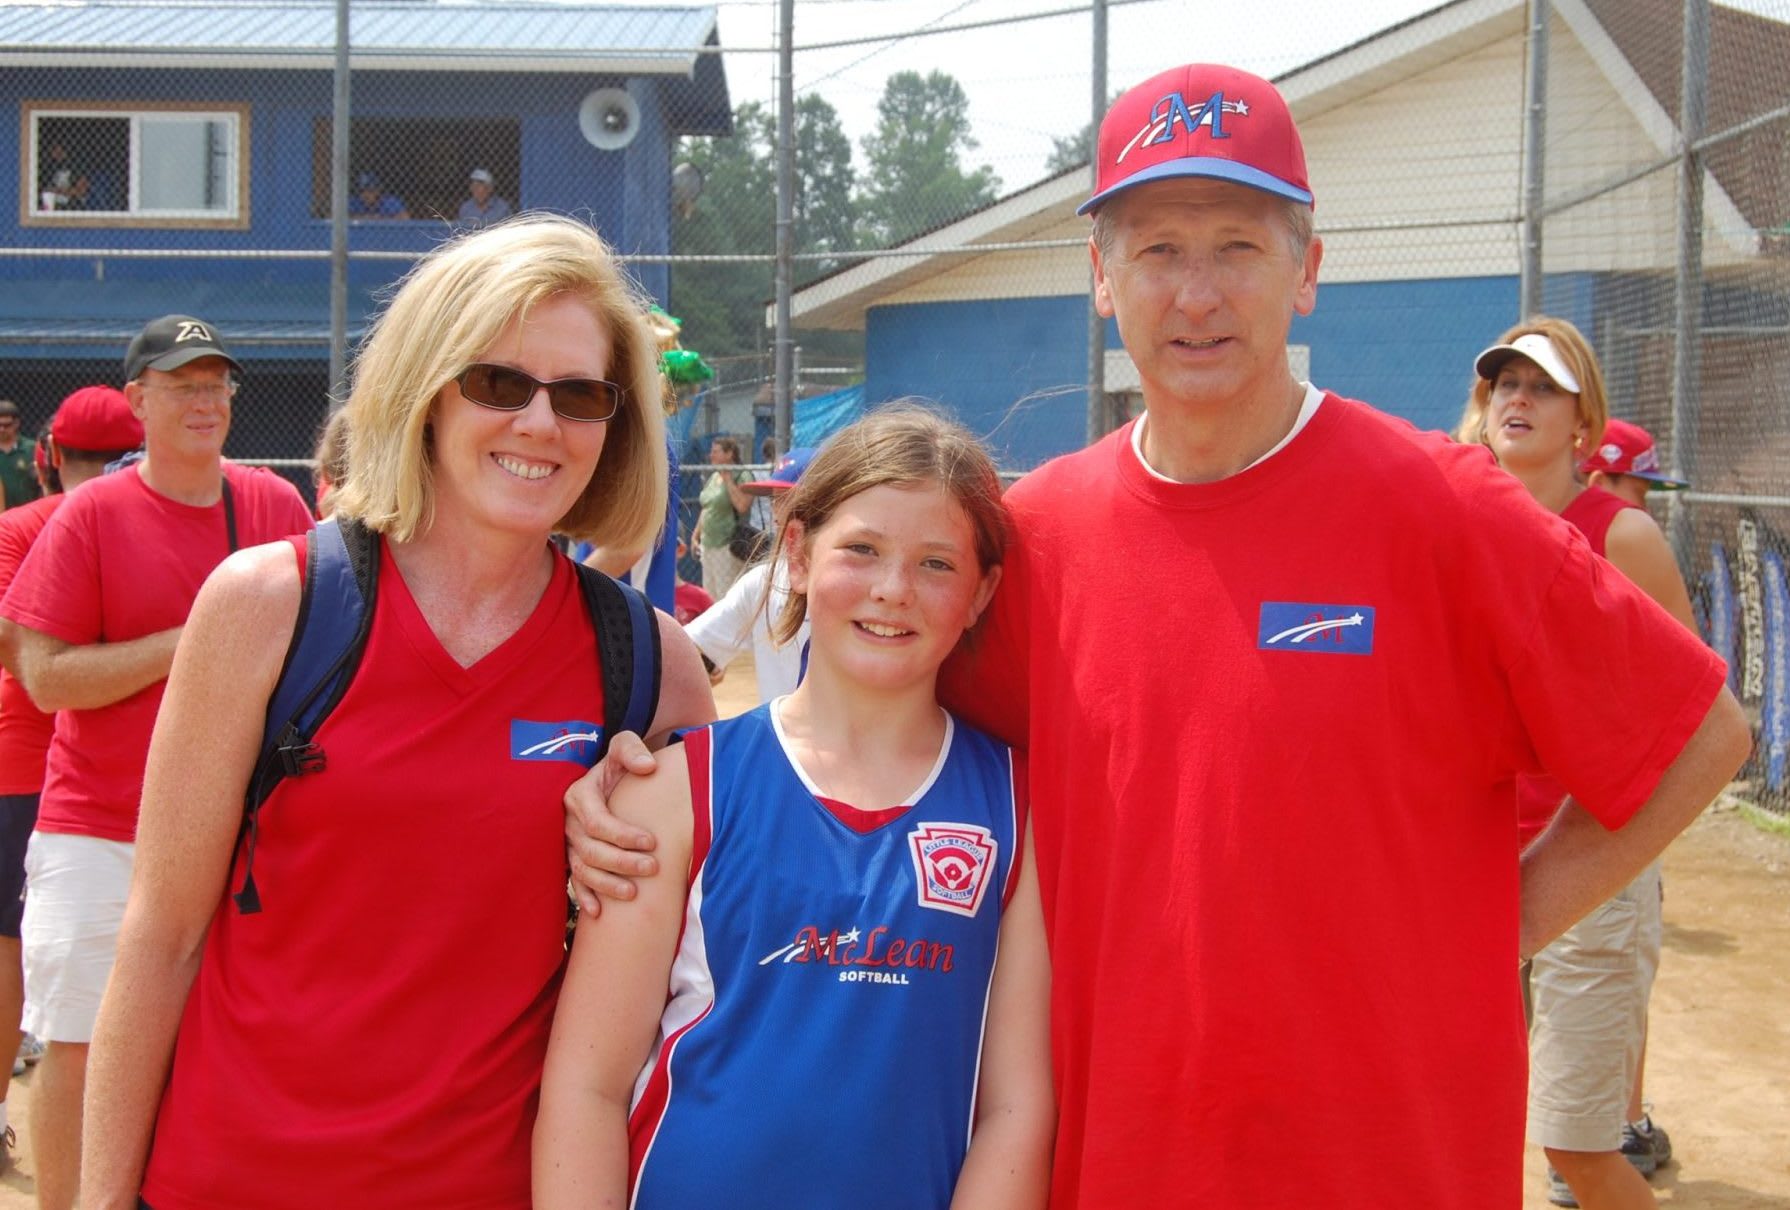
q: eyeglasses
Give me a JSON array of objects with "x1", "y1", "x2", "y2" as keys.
[
  {"x1": 455, "y1": 364, "x2": 621, "y2": 424},
  {"x1": 143, "y1": 380, "x2": 237, "y2": 404}
]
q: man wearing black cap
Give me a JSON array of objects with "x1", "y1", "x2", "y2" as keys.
[
  {"x1": 0, "y1": 316, "x2": 312, "y2": 1209},
  {"x1": 0, "y1": 400, "x2": 41, "y2": 514}
]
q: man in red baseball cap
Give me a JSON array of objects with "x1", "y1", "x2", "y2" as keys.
[
  {"x1": 1580, "y1": 417, "x2": 1690, "y2": 508},
  {"x1": 934, "y1": 63, "x2": 1745, "y2": 1209},
  {"x1": 0, "y1": 385, "x2": 141, "y2": 1172},
  {"x1": 566, "y1": 64, "x2": 1748, "y2": 1210}
]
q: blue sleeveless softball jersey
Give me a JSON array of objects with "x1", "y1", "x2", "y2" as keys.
[{"x1": 628, "y1": 702, "x2": 1027, "y2": 1209}]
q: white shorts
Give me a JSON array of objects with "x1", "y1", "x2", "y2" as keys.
[
  {"x1": 21, "y1": 831, "x2": 135, "y2": 1044},
  {"x1": 1527, "y1": 861, "x2": 1663, "y2": 1152}
]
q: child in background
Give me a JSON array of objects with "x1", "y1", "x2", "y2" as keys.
[{"x1": 535, "y1": 406, "x2": 1052, "y2": 1209}]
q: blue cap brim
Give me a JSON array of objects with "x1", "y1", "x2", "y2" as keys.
[
  {"x1": 1078, "y1": 156, "x2": 1313, "y2": 216},
  {"x1": 1629, "y1": 470, "x2": 1690, "y2": 489}
]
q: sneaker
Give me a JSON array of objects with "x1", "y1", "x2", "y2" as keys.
[
  {"x1": 1546, "y1": 1166, "x2": 1580, "y2": 1208},
  {"x1": 17, "y1": 1033, "x2": 42, "y2": 1067},
  {"x1": 1622, "y1": 1115, "x2": 1673, "y2": 1176}
]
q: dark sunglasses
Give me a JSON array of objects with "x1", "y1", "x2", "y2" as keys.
[{"x1": 455, "y1": 363, "x2": 622, "y2": 423}]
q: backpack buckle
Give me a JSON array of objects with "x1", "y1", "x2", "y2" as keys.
[{"x1": 275, "y1": 739, "x2": 326, "y2": 777}]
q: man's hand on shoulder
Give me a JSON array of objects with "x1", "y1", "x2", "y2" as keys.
[{"x1": 564, "y1": 731, "x2": 661, "y2": 917}]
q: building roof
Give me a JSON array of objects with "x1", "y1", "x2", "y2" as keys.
[{"x1": 0, "y1": 1, "x2": 722, "y2": 77}]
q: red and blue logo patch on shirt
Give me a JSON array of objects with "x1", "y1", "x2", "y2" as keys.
[
  {"x1": 1257, "y1": 602, "x2": 1376, "y2": 655},
  {"x1": 510, "y1": 719, "x2": 606, "y2": 766}
]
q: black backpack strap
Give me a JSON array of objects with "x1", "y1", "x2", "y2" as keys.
[
  {"x1": 235, "y1": 516, "x2": 380, "y2": 914},
  {"x1": 573, "y1": 564, "x2": 663, "y2": 751},
  {"x1": 220, "y1": 476, "x2": 238, "y2": 553}
]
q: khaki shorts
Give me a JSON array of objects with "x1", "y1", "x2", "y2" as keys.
[
  {"x1": 1527, "y1": 861, "x2": 1663, "y2": 1152},
  {"x1": 21, "y1": 831, "x2": 135, "y2": 1043}
]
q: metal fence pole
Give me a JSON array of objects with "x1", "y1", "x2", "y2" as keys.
[
  {"x1": 1085, "y1": 0, "x2": 1108, "y2": 447},
  {"x1": 772, "y1": 0, "x2": 795, "y2": 454},
  {"x1": 327, "y1": 0, "x2": 351, "y2": 404},
  {"x1": 1670, "y1": 0, "x2": 1710, "y2": 560},
  {"x1": 1518, "y1": 0, "x2": 1548, "y2": 318}
]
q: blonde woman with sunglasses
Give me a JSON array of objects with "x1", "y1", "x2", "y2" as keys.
[{"x1": 82, "y1": 216, "x2": 715, "y2": 1210}]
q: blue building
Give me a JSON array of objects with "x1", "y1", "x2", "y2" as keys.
[{"x1": 0, "y1": 0, "x2": 730, "y2": 456}]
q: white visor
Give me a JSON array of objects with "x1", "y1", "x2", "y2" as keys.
[{"x1": 1474, "y1": 332, "x2": 1582, "y2": 395}]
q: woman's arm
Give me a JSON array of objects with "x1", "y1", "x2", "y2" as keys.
[
  {"x1": 1603, "y1": 509, "x2": 1696, "y2": 631},
  {"x1": 535, "y1": 752, "x2": 696, "y2": 1208},
  {"x1": 724, "y1": 472, "x2": 753, "y2": 516},
  {"x1": 81, "y1": 542, "x2": 301, "y2": 1209},
  {"x1": 951, "y1": 820, "x2": 1054, "y2": 1209}
]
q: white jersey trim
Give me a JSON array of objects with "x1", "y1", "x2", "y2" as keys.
[
  {"x1": 769, "y1": 696, "x2": 955, "y2": 811},
  {"x1": 1131, "y1": 382, "x2": 1325, "y2": 483}
]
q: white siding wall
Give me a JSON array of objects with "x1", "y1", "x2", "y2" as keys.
[{"x1": 806, "y1": 9, "x2": 1755, "y2": 319}]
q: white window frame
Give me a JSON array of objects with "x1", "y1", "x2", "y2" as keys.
[{"x1": 21, "y1": 101, "x2": 251, "y2": 230}]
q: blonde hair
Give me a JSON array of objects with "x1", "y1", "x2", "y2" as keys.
[
  {"x1": 331, "y1": 214, "x2": 667, "y2": 547},
  {"x1": 1456, "y1": 315, "x2": 1610, "y2": 455},
  {"x1": 770, "y1": 403, "x2": 1009, "y2": 645}
]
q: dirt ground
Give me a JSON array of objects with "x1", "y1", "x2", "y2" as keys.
[{"x1": 2, "y1": 655, "x2": 1785, "y2": 1207}]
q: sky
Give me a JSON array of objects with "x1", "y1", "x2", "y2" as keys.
[
  {"x1": 629, "y1": 0, "x2": 1787, "y2": 197},
  {"x1": 703, "y1": 0, "x2": 1450, "y2": 191}
]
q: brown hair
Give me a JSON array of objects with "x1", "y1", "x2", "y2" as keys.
[
  {"x1": 312, "y1": 406, "x2": 352, "y2": 517},
  {"x1": 769, "y1": 403, "x2": 1008, "y2": 645},
  {"x1": 1456, "y1": 315, "x2": 1610, "y2": 455}
]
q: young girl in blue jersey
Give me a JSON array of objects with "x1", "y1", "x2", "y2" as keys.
[{"x1": 536, "y1": 406, "x2": 1052, "y2": 1209}]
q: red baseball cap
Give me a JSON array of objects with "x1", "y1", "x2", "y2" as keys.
[
  {"x1": 1079, "y1": 63, "x2": 1312, "y2": 216},
  {"x1": 1578, "y1": 418, "x2": 1688, "y2": 489},
  {"x1": 52, "y1": 385, "x2": 143, "y2": 452},
  {"x1": 740, "y1": 446, "x2": 817, "y2": 496}
]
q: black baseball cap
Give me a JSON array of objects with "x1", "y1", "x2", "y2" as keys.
[{"x1": 124, "y1": 315, "x2": 243, "y2": 383}]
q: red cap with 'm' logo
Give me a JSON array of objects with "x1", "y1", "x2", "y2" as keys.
[{"x1": 1079, "y1": 63, "x2": 1312, "y2": 216}]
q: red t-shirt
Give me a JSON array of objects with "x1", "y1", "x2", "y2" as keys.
[
  {"x1": 0, "y1": 493, "x2": 63, "y2": 795},
  {"x1": 1516, "y1": 485, "x2": 1642, "y2": 844},
  {"x1": 941, "y1": 397, "x2": 1724, "y2": 1210},
  {"x1": 0, "y1": 464, "x2": 313, "y2": 841},
  {"x1": 142, "y1": 541, "x2": 602, "y2": 1209}
]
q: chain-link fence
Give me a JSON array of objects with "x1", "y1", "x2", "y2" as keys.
[
  {"x1": 1525, "y1": 0, "x2": 1790, "y2": 810},
  {"x1": 3, "y1": 0, "x2": 1789, "y2": 800}
]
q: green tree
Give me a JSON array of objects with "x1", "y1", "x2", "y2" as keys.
[
  {"x1": 669, "y1": 97, "x2": 860, "y2": 360},
  {"x1": 858, "y1": 70, "x2": 999, "y2": 246},
  {"x1": 1046, "y1": 93, "x2": 1121, "y2": 176}
]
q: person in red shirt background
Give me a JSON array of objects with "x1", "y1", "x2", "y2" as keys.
[
  {"x1": 0, "y1": 386, "x2": 143, "y2": 1172},
  {"x1": 1460, "y1": 320, "x2": 1694, "y2": 1208}
]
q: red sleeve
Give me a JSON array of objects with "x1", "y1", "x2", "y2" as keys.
[
  {"x1": 0, "y1": 498, "x2": 53, "y2": 600},
  {"x1": 0, "y1": 490, "x2": 102, "y2": 645},
  {"x1": 938, "y1": 500, "x2": 1032, "y2": 748},
  {"x1": 1490, "y1": 501, "x2": 1726, "y2": 831}
]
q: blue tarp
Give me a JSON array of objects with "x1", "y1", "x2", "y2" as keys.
[{"x1": 793, "y1": 384, "x2": 864, "y2": 448}]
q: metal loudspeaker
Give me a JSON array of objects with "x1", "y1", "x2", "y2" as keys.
[{"x1": 579, "y1": 88, "x2": 641, "y2": 152}]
